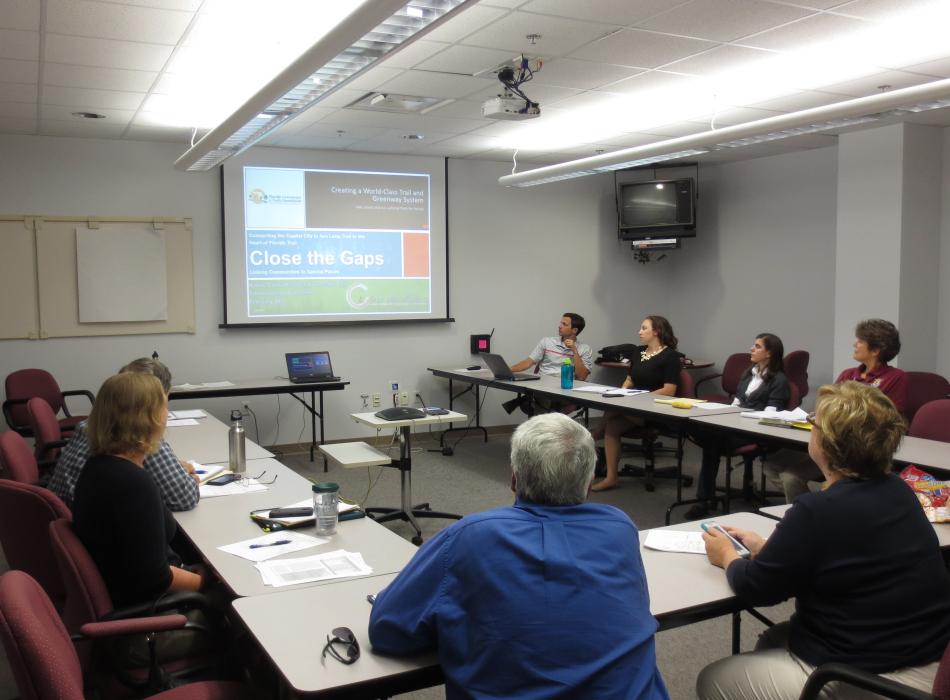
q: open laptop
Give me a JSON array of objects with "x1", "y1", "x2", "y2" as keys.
[
  {"x1": 482, "y1": 353, "x2": 540, "y2": 381},
  {"x1": 285, "y1": 351, "x2": 341, "y2": 384}
]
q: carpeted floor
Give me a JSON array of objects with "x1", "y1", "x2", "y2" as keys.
[{"x1": 0, "y1": 427, "x2": 793, "y2": 700}]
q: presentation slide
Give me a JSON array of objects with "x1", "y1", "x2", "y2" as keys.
[{"x1": 221, "y1": 150, "x2": 448, "y2": 326}]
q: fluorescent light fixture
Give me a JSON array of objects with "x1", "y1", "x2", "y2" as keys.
[
  {"x1": 498, "y1": 77, "x2": 950, "y2": 187},
  {"x1": 175, "y1": 0, "x2": 476, "y2": 171}
]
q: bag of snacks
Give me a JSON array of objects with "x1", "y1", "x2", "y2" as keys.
[{"x1": 900, "y1": 465, "x2": 950, "y2": 523}]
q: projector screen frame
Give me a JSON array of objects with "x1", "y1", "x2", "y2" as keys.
[{"x1": 217, "y1": 152, "x2": 453, "y2": 329}]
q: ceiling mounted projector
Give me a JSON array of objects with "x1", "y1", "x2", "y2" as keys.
[{"x1": 482, "y1": 95, "x2": 541, "y2": 120}]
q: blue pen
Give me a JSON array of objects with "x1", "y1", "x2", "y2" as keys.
[
  {"x1": 195, "y1": 469, "x2": 207, "y2": 475},
  {"x1": 249, "y1": 539, "x2": 291, "y2": 549}
]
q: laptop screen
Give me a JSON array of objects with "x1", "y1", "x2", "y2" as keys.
[{"x1": 286, "y1": 352, "x2": 334, "y2": 380}]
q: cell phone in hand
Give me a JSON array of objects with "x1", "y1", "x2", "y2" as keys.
[
  {"x1": 206, "y1": 473, "x2": 241, "y2": 486},
  {"x1": 701, "y1": 522, "x2": 751, "y2": 559}
]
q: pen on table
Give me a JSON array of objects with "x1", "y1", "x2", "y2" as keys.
[{"x1": 249, "y1": 539, "x2": 291, "y2": 549}]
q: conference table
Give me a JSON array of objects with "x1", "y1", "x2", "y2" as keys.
[
  {"x1": 169, "y1": 377, "x2": 349, "y2": 461},
  {"x1": 230, "y1": 511, "x2": 780, "y2": 697},
  {"x1": 165, "y1": 412, "x2": 274, "y2": 463}
]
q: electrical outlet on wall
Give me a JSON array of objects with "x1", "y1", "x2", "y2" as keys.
[
  {"x1": 399, "y1": 391, "x2": 409, "y2": 406},
  {"x1": 372, "y1": 392, "x2": 381, "y2": 408}
]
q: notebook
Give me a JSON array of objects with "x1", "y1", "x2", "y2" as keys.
[
  {"x1": 482, "y1": 353, "x2": 540, "y2": 381},
  {"x1": 285, "y1": 351, "x2": 340, "y2": 384}
]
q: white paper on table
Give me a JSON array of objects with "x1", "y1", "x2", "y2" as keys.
[
  {"x1": 170, "y1": 409, "x2": 206, "y2": 419},
  {"x1": 199, "y1": 479, "x2": 268, "y2": 498},
  {"x1": 255, "y1": 550, "x2": 372, "y2": 587},
  {"x1": 453, "y1": 367, "x2": 484, "y2": 372},
  {"x1": 191, "y1": 462, "x2": 225, "y2": 484},
  {"x1": 571, "y1": 384, "x2": 618, "y2": 393},
  {"x1": 740, "y1": 407, "x2": 808, "y2": 421},
  {"x1": 601, "y1": 388, "x2": 649, "y2": 397},
  {"x1": 167, "y1": 418, "x2": 199, "y2": 427},
  {"x1": 694, "y1": 402, "x2": 733, "y2": 410},
  {"x1": 200, "y1": 381, "x2": 235, "y2": 388},
  {"x1": 218, "y1": 531, "x2": 328, "y2": 562},
  {"x1": 643, "y1": 530, "x2": 707, "y2": 555}
]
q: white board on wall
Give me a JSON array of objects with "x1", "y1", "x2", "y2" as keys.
[{"x1": 76, "y1": 225, "x2": 168, "y2": 322}]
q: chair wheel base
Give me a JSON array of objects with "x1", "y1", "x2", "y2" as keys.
[{"x1": 411, "y1": 536, "x2": 423, "y2": 546}]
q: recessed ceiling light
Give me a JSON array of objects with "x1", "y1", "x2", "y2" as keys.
[
  {"x1": 402, "y1": 133, "x2": 424, "y2": 140},
  {"x1": 71, "y1": 111, "x2": 105, "y2": 119}
]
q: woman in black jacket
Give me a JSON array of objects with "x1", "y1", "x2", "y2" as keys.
[{"x1": 684, "y1": 333, "x2": 790, "y2": 519}]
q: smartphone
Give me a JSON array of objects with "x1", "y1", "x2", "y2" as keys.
[
  {"x1": 701, "y1": 522, "x2": 751, "y2": 559},
  {"x1": 206, "y1": 473, "x2": 241, "y2": 486},
  {"x1": 269, "y1": 507, "x2": 313, "y2": 519}
]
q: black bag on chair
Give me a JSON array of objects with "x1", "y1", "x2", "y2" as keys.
[{"x1": 598, "y1": 344, "x2": 639, "y2": 363}]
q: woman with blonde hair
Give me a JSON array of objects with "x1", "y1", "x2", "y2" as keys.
[
  {"x1": 698, "y1": 381, "x2": 950, "y2": 700},
  {"x1": 72, "y1": 372, "x2": 201, "y2": 608}
]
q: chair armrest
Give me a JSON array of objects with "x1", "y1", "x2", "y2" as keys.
[
  {"x1": 60, "y1": 389, "x2": 95, "y2": 417},
  {"x1": 1, "y1": 398, "x2": 28, "y2": 432},
  {"x1": 799, "y1": 663, "x2": 934, "y2": 700},
  {"x1": 101, "y1": 590, "x2": 215, "y2": 622},
  {"x1": 693, "y1": 373, "x2": 723, "y2": 396},
  {"x1": 77, "y1": 614, "x2": 188, "y2": 639}
]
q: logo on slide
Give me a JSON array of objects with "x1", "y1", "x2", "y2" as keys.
[
  {"x1": 248, "y1": 188, "x2": 270, "y2": 204},
  {"x1": 346, "y1": 283, "x2": 370, "y2": 309}
]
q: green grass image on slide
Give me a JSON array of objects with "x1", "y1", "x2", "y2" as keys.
[{"x1": 249, "y1": 278, "x2": 431, "y2": 315}]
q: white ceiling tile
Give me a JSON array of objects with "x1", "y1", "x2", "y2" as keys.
[
  {"x1": 472, "y1": 0, "x2": 529, "y2": 10},
  {"x1": 416, "y1": 45, "x2": 519, "y2": 76},
  {"x1": 43, "y1": 62, "x2": 157, "y2": 91},
  {"x1": 348, "y1": 129, "x2": 458, "y2": 154},
  {"x1": 40, "y1": 103, "x2": 135, "y2": 124},
  {"x1": 902, "y1": 56, "x2": 950, "y2": 79},
  {"x1": 45, "y1": 34, "x2": 174, "y2": 71},
  {"x1": 298, "y1": 122, "x2": 386, "y2": 141},
  {"x1": 771, "y1": 0, "x2": 858, "y2": 9},
  {"x1": 529, "y1": 58, "x2": 641, "y2": 89},
  {"x1": 342, "y1": 66, "x2": 405, "y2": 92},
  {"x1": 462, "y1": 11, "x2": 618, "y2": 57},
  {"x1": 39, "y1": 118, "x2": 127, "y2": 138},
  {"x1": 817, "y1": 69, "x2": 939, "y2": 97},
  {"x1": 272, "y1": 132, "x2": 367, "y2": 149},
  {"x1": 569, "y1": 28, "x2": 717, "y2": 69},
  {"x1": 637, "y1": 0, "x2": 812, "y2": 43},
  {"x1": 118, "y1": 0, "x2": 202, "y2": 10},
  {"x1": 376, "y1": 70, "x2": 487, "y2": 99},
  {"x1": 520, "y1": 0, "x2": 686, "y2": 26},
  {"x1": 662, "y1": 44, "x2": 776, "y2": 77},
  {"x1": 0, "y1": 115, "x2": 35, "y2": 131},
  {"x1": 313, "y1": 88, "x2": 367, "y2": 109},
  {"x1": 0, "y1": 29, "x2": 38, "y2": 60},
  {"x1": 0, "y1": 0, "x2": 40, "y2": 31},
  {"x1": 320, "y1": 109, "x2": 430, "y2": 130},
  {"x1": 602, "y1": 69, "x2": 707, "y2": 95},
  {"x1": 281, "y1": 106, "x2": 335, "y2": 129},
  {"x1": 42, "y1": 85, "x2": 145, "y2": 110},
  {"x1": 0, "y1": 101, "x2": 35, "y2": 118},
  {"x1": 828, "y1": 0, "x2": 920, "y2": 21},
  {"x1": 380, "y1": 40, "x2": 451, "y2": 70},
  {"x1": 124, "y1": 124, "x2": 195, "y2": 142},
  {"x1": 737, "y1": 12, "x2": 869, "y2": 51},
  {"x1": 597, "y1": 131, "x2": 674, "y2": 147},
  {"x1": 424, "y1": 99, "x2": 483, "y2": 119},
  {"x1": 0, "y1": 57, "x2": 37, "y2": 83},
  {"x1": 0, "y1": 81, "x2": 36, "y2": 102},
  {"x1": 688, "y1": 105, "x2": 784, "y2": 128},
  {"x1": 412, "y1": 114, "x2": 485, "y2": 134},
  {"x1": 542, "y1": 90, "x2": 620, "y2": 112},
  {"x1": 46, "y1": 0, "x2": 192, "y2": 45},
  {"x1": 638, "y1": 121, "x2": 709, "y2": 137},
  {"x1": 422, "y1": 5, "x2": 509, "y2": 43},
  {"x1": 750, "y1": 89, "x2": 852, "y2": 112}
]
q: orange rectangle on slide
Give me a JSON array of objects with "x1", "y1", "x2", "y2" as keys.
[{"x1": 403, "y1": 232, "x2": 429, "y2": 277}]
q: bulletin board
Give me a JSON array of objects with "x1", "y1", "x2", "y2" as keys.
[{"x1": 0, "y1": 215, "x2": 195, "y2": 340}]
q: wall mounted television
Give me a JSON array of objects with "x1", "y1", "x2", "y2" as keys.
[{"x1": 616, "y1": 178, "x2": 696, "y2": 240}]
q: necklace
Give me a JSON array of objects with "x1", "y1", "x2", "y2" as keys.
[{"x1": 641, "y1": 346, "x2": 666, "y2": 362}]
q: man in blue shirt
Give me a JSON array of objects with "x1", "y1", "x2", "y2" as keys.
[{"x1": 369, "y1": 413, "x2": 669, "y2": 700}]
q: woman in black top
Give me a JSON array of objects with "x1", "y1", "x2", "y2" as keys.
[
  {"x1": 72, "y1": 372, "x2": 201, "y2": 608},
  {"x1": 698, "y1": 381, "x2": 950, "y2": 700},
  {"x1": 592, "y1": 315, "x2": 681, "y2": 491},
  {"x1": 684, "y1": 333, "x2": 790, "y2": 519}
]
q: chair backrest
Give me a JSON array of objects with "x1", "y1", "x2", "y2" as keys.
[
  {"x1": 5, "y1": 369, "x2": 64, "y2": 432},
  {"x1": 0, "y1": 570, "x2": 85, "y2": 700},
  {"x1": 932, "y1": 639, "x2": 950, "y2": 699},
  {"x1": 48, "y1": 518, "x2": 115, "y2": 634},
  {"x1": 678, "y1": 369, "x2": 696, "y2": 399},
  {"x1": 0, "y1": 431, "x2": 39, "y2": 483},
  {"x1": 0, "y1": 481, "x2": 71, "y2": 611},
  {"x1": 909, "y1": 399, "x2": 950, "y2": 443},
  {"x1": 720, "y1": 353, "x2": 751, "y2": 397},
  {"x1": 26, "y1": 397, "x2": 62, "y2": 463},
  {"x1": 786, "y1": 380, "x2": 802, "y2": 411},
  {"x1": 905, "y1": 371, "x2": 950, "y2": 424},
  {"x1": 783, "y1": 350, "x2": 810, "y2": 403}
]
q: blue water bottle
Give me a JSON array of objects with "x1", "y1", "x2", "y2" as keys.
[{"x1": 561, "y1": 357, "x2": 574, "y2": 389}]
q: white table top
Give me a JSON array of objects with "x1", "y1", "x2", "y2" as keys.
[
  {"x1": 350, "y1": 410, "x2": 467, "y2": 430},
  {"x1": 165, "y1": 414, "x2": 273, "y2": 464},
  {"x1": 232, "y1": 573, "x2": 440, "y2": 696},
  {"x1": 169, "y1": 377, "x2": 346, "y2": 396},
  {"x1": 173, "y1": 458, "x2": 419, "y2": 597},
  {"x1": 640, "y1": 511, "x2": 778, "y2": 623}
]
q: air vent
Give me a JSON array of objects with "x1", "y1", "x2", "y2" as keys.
[{"x1": 348, "y1": 92, "x2": 448, "y2": 113}]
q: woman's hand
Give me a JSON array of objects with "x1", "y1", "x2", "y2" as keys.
[
  {"x1": 702, "y1": 528, "x2": 741, "y2": 569},
  {"x1": 723, "y1": 526, "x2": 767, "y2": 556}
]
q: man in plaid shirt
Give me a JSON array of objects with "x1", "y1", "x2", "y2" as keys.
[{"x1": 48, "y1": 358, "x2": 200, "y2": 511}]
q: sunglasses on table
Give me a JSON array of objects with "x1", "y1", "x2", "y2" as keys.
[
  {"x1": 322, "y1": 627, "x2": 360, "y2": 665},
  {"x1": 806, "y1": 412, "x2": 818, "y2": 427}
]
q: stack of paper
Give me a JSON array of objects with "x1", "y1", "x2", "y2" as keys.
[
  {"x1": 740, "y1": 407, "x2": 808, "y2": 421},
  {"x1": 643, "y1": 530, "x2": 707, "y2": 555},
  {"x1": 217, "y1": 531, "x2": 327, "y2": 562},
  {"x1": 255, "y1": 550, "x2": 373, "y2": 587},
  {"x1": 199, "y1": 478, "x2": 268, "y2": 498}
]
